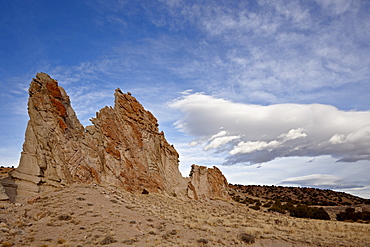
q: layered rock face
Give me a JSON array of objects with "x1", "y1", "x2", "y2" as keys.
[
  {"x1": 8, "y1": 73, "x2": 229, "y2": 201},
  {"x1": 12, "y1": 73, "x2": 85, "y2": 196}
]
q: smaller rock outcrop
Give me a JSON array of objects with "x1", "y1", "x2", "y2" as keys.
[
  {"x1": 187, "y1": 165, "x2": 230, "y2": 200},
  {"x1": 0, "y1": 183, "x2": 9, "y2": 201},
  {"x1": 0, "y1": 167, "x2": 16, "y2": 201},
  {"x1": 0, "y1": 177, "x2": 17, "y2": 202}
]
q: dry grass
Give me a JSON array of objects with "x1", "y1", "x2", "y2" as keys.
[{"x1": 0, "y1": 184, "x2": 369, "y2": 246}]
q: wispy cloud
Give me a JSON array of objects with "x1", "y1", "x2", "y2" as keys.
[
  {"x1": 157, "y1": 0, "x2": 370, "y2": 104},
  {"x1": 28, "y1": 0, "x2": 370, "y2": 111},
  {"x1": 280, "y1": 174, "x2": 364, "y2": 189}
]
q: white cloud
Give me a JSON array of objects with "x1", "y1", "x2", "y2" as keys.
[
  {"x1": 204, "y1": 130, "x2": 240, "y2": 151},
  {"x1": 180, "y1": 89, "x2": 194, "y2": 95},
  {"x1": 229, "y1": 128, "x2": 307, "y2": 155},
  {"x1": 210, "y1": 130, "x2": 227, "y2": 139},
  {"x1": 329, "y1": 134, "x2": 346, "y2": 144},
  {"x1": 188, "y1": 140, "x2": 199, "y2": 147},
  {"x1": 230, "y1": 140, "x2": 280, "y2": 155},
  {"x1": 170, "y1": 93, "x2": 370, "y2": 165},
  {"x1": 280, "y1": 174, "x2": 364, "y2": 189},
  {"x1": 278, "y1": 128, "x2": 307, "y2": 140},
  {"x1": 283, "y1": 174, "x2": 340, "y2": 185}
]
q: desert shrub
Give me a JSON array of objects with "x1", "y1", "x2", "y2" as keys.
[
  {"x1": 232, "y1": 195, "x2": 258, "y2": 205},
  {"x1": 319, "y1": 201, "x2": 338, "y2": 206},
  {"x1": 262, "y1": 201, "x2": 273, "y2": 207},
  {"x1": 57, "y1": 239, "x2": 66, "y2": 244},
  {"x1": 273, "y1": 199, "x2": 282, "y2": 206},
  {"x1": 197, "y1": 238, "x2": 209, "y2": 244},
  {"x1": 249, "y1": 205, "x2": 260, "y2": 210},
  {"x1": 362, "y1": 211, "x2": 370, "y2": 221},
  {"x1": 58, "y1": 214, "x2": 72, "y2": 221},
  {"x1": 242, "y1": 197, "x2": 256, "y2": 204},
  {"x1": 232, "y1": 195, "x2": 242, "y2": 203},
  {"x1": 286, "y1": 199, "x2": 299, "y2": 205},
  {"x1": 268, "y1": 200, "x2": 330, "y2": 220},
  {"x1": 268, "y1": 206, "x2": 286, "y2": 214},
  {"x1": 290, "y1": 205, "x2": 310, "y2": 218},
  {"x1": 237, "y1": 233, "x2": 255, "y2": 244},
  {"x1": 100, "y1": 235, "x2": 117, "y2": 245},
  {"x1": 123, "y1": 239, "x2": 137, "y2": 245},
  {"x1": 268, "y1": 199, "x2": 287, "y2": 214},
  {"x1": 336, "y1": 207, "x2": 370, "y2": 222},
  {"x1": 290, "y1": 205, "x2": 330, "y2": 220},
  {"x1": 283, "y1": 202, "x2": 295, "y2": 211},
  {"x1": 312, "y1": 207, "x2": 331, "y2": 220},
  {"x1": 336, "y1": 207, "x2": 358, "y2": 221}
]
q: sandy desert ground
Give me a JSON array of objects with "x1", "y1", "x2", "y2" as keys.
[{"x1": 0, "y1": 184, "x2": 369, "y2": 247}]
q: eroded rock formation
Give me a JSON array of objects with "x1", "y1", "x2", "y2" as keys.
[
  {"x1": 186, "y1": 165, "x2": 230, "y2": 200},
  {"x1": 6, "y1": 73, "x2": 229, "y2": 201}
]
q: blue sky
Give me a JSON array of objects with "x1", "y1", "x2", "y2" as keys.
[{"x1": 1, "y1": 0, "x2": 370, "y2": 198}]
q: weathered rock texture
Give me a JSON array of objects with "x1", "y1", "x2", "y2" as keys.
[
  {"x1": 0, "y1": 183, "x2": 9, "y2": 201},
  {"x1": 7, "y1": 73, "x2": 229, "y2": 201},
  {"x1": 186, "y1": 165, "x2": 230, "y2": 200}
]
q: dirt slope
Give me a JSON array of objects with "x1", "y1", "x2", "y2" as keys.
[{"x1": 0, "y1": 185, "x2": 369, "y2": 247}]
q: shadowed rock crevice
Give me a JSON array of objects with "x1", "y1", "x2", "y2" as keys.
[{"x1": 5, "y1": 73, "x2": 229, "y2": 202}]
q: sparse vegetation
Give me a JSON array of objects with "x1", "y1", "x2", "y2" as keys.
[
  {"x1": 268, "y1": 199, "x2": 288, "y2": 214},
  {"x1": 57, "y1": 239, "x2": 66, "y2": 244},
  {"x1": 237, "y1": 233, "x2": 255, "y2": 244},
  {"x1": 229, "y1": 184, "x2": 367, "y2": 206},
  {"x1": 1, "y1": 184, "x2": 369, "y2": 246},
  {"x1": 229, "y1": 184, "x2": 370, "y2": 222},
  {"x1": 58, "y1": 214, "x2": 72, "y2": 221},
  {"x1": 100, "y1": 235, "x2": 117, "y2": 245},
  {"x1": 197, "y1": 238, "x2": 209, "y2": 245},
  {"x1": 336, "y1": 207, "x2": 370, "y2": 223},
  {"x1": 255, "y1": 198, "x2": 331, "y2": 220},
  {"x1": 290, "y1": 205, "x2": 330, "y2": 220}
]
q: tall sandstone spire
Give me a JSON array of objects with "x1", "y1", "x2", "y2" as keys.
[{"x1": 8, "y1": 73, "x2": 229, "y2": 201}]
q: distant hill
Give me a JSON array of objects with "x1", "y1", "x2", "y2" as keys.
[{"x1": 229, "y1": 184, "x2": 370, "y2": 206}]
